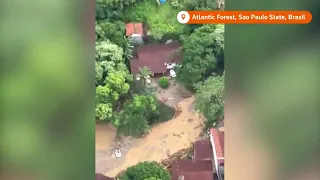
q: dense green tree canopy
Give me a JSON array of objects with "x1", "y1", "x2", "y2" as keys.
[
  {"x1": 119, "y1": 161, "x2": 171, "y2": 180},
  {"x1": 176, "y1": 24, "x2": 224, "y2": 88},
  {"x1": 96, "y1": 0, "x2": 136, "y2": 20},
  {"x1": 144, "y1": 177, "x2": 162, "y2": 180},
  {"x1": 183, "y1": 0, "x2": 217, "y2": 10},
  {"x1": 195, "y1": 74, "x2": 224, "y2": 127},
  {"x1": 115, "y1": 94, "x2": 159, "y2": 137},
  {"x1": 95, "y1": 38, "x2": 131, "y2": 122}
]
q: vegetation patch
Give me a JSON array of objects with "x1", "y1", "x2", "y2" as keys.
[
  {"x1": 113, "y1": 93, "x2": 175, "y2": 137},
  {"x1": 123, "y1": 1, "x2": 184, "y2": 40},
  {"x1": 153, "y1": 99, "x2": 175, "y2": 124},
  {"x1": 158, "y1": 77, "x2": 169, "y2": 88},
  {"x1": 195, "y1": 74, "x2": 224, "y2": 129},
  {"x1": 119, "y1": 161, "x2": 171, "y2": 180}
]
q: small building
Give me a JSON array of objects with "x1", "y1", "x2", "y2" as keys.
[
  {"x1": 210, "y1": 128, "x2": 225, "y2": 180},
  {"x1": 126, "y1": 23, "x2": 144, "y2": 44},
  {"x1": 169, "y1": 127, "x2": 224, "y2": 180},
  {"x1": 193, "y1": 139, "x2": 213, "y2": 160},
  {"x1": 170, "y1": 159, "x2": 214, "y2": 180},
  {"x1": 129, "y1": 42, "x2": 182, "y2": 76}
]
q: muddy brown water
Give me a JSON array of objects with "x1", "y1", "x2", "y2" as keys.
[{"x1": 95, "y1": 97, "x2": 205, "y2": 177}]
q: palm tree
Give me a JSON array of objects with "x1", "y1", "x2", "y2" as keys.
[
  {"x1": 123, "y1": 36, "x2": 134, "y2": 61},
  {"x1": 137, "y1": 66, "x2": 152, "y2": 87}
]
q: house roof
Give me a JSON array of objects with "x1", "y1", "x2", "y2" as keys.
[
  {"x1": 211, "y1": 129, "x2": 225, "y2": 165},
  {"x1": 126, "y1": 23, "x2": 143, "y2": 36},
  {"x1": 95, "y1": 173, "x2": 114, "y2": 180},
  {"x1": 193, "y1": 139, "x2": 213, "y2": 160},
  {"x1": 129, "y1": 57, "x2": 140, "y2": 75},
  {"x1": 180, "y1": 171, "x2": 214, "y2": 180},
  {"x1": 129, "y1": 43, "x2": 182, "y2": 74},
  {"x1": 170, "y1": 159, "x2": 214, "y2": 180}
]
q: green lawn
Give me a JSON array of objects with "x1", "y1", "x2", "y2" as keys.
[{"x1": 123, "y1": 1, "x2": 184, "y2": 40}]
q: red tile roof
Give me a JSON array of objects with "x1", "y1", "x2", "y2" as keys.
[
  {"x1": 129, "y1": 43, "x2": 182, "y2": 74},
  {"x1": 126, "y1": 23, "x2": 143, "y2": 36},
  {"x1": 128, "y1": 57, "x2": 140, "y2": 75},
  {"x1": 211, "y1": 129, "x2": 224, "y2": 165},
  {"x1": 170, "y1": 159, "x2": 214, "y2": 180},
  {"x1": 181, "y1": 171, "x2": 214, "y2": 180},
  {"x1": 95, "y1": 173, "x2": 114, "y2": 180},
  {"x1": 193, "y1": 139, "x2": 213, "y2": 160}
]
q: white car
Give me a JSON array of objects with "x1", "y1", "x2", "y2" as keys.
[
  {"x1": 165, "y1": 63, "x2": 176, "y2": 70},
  {"x1": 170, "y1": 70, "x2": 176, "y2": 78}
]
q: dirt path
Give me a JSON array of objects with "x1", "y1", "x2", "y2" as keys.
[{"x1": 95, "y1": 96, "x2": 205, "y2": 177}]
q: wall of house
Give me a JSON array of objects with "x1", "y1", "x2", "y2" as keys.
[
  {"x1": 130, "y1": 34, "x2": 143, "y2": 44},
  {"x1": 210, "y1": 132, "x2": 219, "y2": 173}
]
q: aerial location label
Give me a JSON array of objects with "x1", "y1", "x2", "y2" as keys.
[
  {"x1": 177, "y1": 11, "x2": 190, "y2": 24},
  {"x1": 177, "y1": 11, "x2": 312, "y2": 24}
]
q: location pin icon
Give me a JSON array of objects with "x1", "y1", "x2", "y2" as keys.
[{"x1": 181, "y1": 14, "x2": 185, "y2": 20}]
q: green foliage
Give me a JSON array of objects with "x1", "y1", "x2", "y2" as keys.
[
  {"x1": 123, "y1": 0, "x2": 153, "y2": 22},
  {"x1": 183, "y1": 0, "x2": 217, "y2": 10},
  {"x1": 158, "y1": 77, "x2": 169, "y2": 88},
  {"x1": 119, "y1": 161, "x2": 171, "y2": 180},
  {"x1": 97, "y1": 21, "x2": 126, "y2": 46},
  {"x1": 116, "y1": 94, "x2": 158, "y2": 137},
  {"x1": 154, "y1": 100, "x2": 175, "y2": 124},
  {"x1": 195, "y1": 74, "x2": 224, "y2": 128},
  {"x1": 96, "y1": 0, "x2": 137, "y2": 20},
  {"x1": 144, "y1": 177, "x2": 162, "y2": 180},
  {"x1": 96, "y1": 85, "x2": 113, "y2": 103},
  {"x1": 95, "y1": 40, "x2": 132, "y2": 81},
  {"x1": 95, "y1": 61, "x2": 104, "y2": 84},
  {"x1": 96, "y1": 21, "x2": 133, "y2": 62},
  {"x1": 177, "y1": 24, "x2": 224, "y2": 88},
  {"x1": 170, "y1": 0, "x2": 185, "y2": 9},
  {"x1": 95, "y1": 40, "x2": 124, "y2": 63},
  {"x1": 95, "y1": 103, "x2": 113, "y2": 121},
  {"x1": 104, "y1": 73, "x2": 130, "y2": 101},
  {"x1": 95, "y1": 73, "x2": 130, "y2": 121},
  {"x1": 124, "y1": 2, "x2": 183, "y2": 40},
  {"x1": 137, "y1": 66, "x2": 152, "y2": 88},
  {"x1": 95, "y1": 39, "x2": 132, "y2": 121},
  {"x1": 147, "y1": 4, "x2": 183, "y2": 40},
  {"x1": 123, "y1": 37, "x2": 134, "y2": 60}
]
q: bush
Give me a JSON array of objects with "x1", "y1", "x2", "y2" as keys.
[
  {"x1": 116, "y1": 94, "x2": 157, "y2": 137},
  {"x1": 155, "y1": 100, "x2": 175, "y2": 123},
  {"x1": 119, "y1": 161, "x2": 171, "y2": 180},
  {"x1": 158, "y1": 77, "x2": 169, "y2": 88},
  {"x1": 147, "y1": 99, "x2": 175, "y2": 125}
]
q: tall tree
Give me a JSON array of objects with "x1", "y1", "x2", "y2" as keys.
[
  {"x1": 96, "y1": 0, "x2": 138, "y2": 20},
  {"x1": 137, "y1": 66, "x2": 152, "y2": 88},
  {"x1": 115, "y1": 94, "x2": 158, "y2": 137},
  {"x1": 195, "y1": 74, "x2": 224, "y2": 128},
  {"x1": 176, "y1": 24, "x2": 224, "y2": 88},
  {"x1": 95, "y1": 40, "x2": 132, "y2": 121}
]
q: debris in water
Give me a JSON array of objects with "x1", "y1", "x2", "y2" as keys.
[{"x1": 114, "y1": 149, "x2": 122, "y2": 158}]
